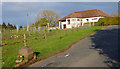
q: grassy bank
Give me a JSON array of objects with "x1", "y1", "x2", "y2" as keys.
[{"x1": 2, "y1": 26, "x2": 104, "y2": 67}]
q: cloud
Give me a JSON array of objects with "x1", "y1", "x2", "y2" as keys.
[{"x1": 2, "y1": 0, "x2": 120, "y2": 2}]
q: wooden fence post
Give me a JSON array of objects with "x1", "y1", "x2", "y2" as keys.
[
  {"x1": 24, "y1": 33, "x2": 27, "y2": 46},
  {"x1": 47, "y1": 23, "x2": 49, "y2": 32},
  {"x1": 17, "y1": 28, "x2": 19, "y2": 33},
  {"x1": 44, "y1": 26, "x2": 47, "y2": 41},
  {"x1": 56, "y1": 28, "x2": 59, "y2": 39},
  {"x1": 60, "y1": 29, "x2": 62, "y2": 39}
]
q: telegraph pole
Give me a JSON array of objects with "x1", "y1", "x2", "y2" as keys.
[{"x1": 27, "y1": 13, "x2": 29, "y2": 31}]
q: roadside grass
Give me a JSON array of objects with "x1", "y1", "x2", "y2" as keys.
[
  {"x1": 0, "y1": 47, "x2": 2, "y2": 69},
  {"x1": 2, "y1": 26, "x2": 104, "y2": 67}
]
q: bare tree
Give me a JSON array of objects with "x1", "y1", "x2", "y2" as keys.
[{"x1": 36, "y1": 10, "x2": 61, "y2": 27}]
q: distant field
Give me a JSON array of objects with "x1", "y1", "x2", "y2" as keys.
[{"x1": 2, "y1": 26, "x2": 104, "y2": 67}]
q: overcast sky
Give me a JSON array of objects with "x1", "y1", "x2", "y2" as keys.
[{"x1": 1, "y1": 2, "x2": 118, "y2": 26}]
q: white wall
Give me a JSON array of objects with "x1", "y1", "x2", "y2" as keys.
[
  {"x1": 67, "y1": 18, "x2": 82, "y2": 28},
  {"x1": 59, "y1": 16, "x2": 103, "y2": 29},
  {"x1": 82, "y1": 17, "x2": 103, "y2": 23}
]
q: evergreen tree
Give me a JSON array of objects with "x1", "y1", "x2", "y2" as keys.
[
  {"x1": 13, "y1": 24, "x2": 17, "y2": 29},
  {"x1": 10, "y1": 24, "x2": 14, "y2": 29},
  {"x1": 19, "y1": 26, "x2": 23, "y2": 29},
  {"x1": 2, "y1": 22, "x2": 7, "y2": 29},
  {"x1": 7, "y1": 22, "x2": 11, "y2": 29}
]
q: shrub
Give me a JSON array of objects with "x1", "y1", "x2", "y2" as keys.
[{"x1": 40, "y1": 23, "x2": 47, "y2": 26}]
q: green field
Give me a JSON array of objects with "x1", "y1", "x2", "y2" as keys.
[{"x1": 2, "y1": 26, "x2": 104, "y2": 67}]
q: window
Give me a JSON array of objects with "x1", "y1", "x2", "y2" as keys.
[
  {"x1": 68, "y1": 20, "x2": 70, "y2": 24},
  {"x1": 86, "y1": 19, "x2": 89, "y2": 21},
  {"x1": 77, "y1": 19, "x2": 80, "y2": 21},
  {"x1": 92, "y1": 18, "x2": 97, "y2": 20}
]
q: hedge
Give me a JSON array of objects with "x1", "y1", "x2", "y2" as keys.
[{"x1": 98, "y1": 17, "x2": 120, "y2": 25}]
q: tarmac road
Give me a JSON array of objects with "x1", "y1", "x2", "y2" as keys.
[{"x1": 29, "y1": 25, "x2": 119, "y2": 67}]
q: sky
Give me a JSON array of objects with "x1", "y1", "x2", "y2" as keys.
[
  {"x1": 2, "y1": 0, "x2": 120, "y2": 2},
  {"x1": 1, "y1": 2, "x2": 119, "y2": 26}
]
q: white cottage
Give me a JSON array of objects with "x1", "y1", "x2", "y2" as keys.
[{"x1": 59, "y1": 9, "x2": 110, "y2": 29}]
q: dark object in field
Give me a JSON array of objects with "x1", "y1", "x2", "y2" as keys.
[
  {"x1": 13, "y1": 41, "x2": 21, "y2": 44},
  {"x1": 99, "y1": 22, "x2": 104, "y2": 26},
  {"x1": 49, "y1": 29, "x2": 52, "y2": 32},
  {"x1": 33, "y1": 52, "x2": 40, "y2": 59},
  {"x1": 34, "y1": 37, "x2": 38, "y2": 40},
  {"x1": 43, "y1": 36, "x2": 45, "y2": 39},
  {"x1": 2, "y1": 42, "x2": 7, "y2": 46},
  {"x1": 60, "y1": 36, "x2": 63, "y2": 39},
  {"x1": 44, "y1": 31, "x2": 47, "y2": 41}
]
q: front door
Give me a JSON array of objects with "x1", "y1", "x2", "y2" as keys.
[
  {"x1": 81, "y1": 23, "x2": 82, "y2": 26},
  {"x1": 63, "y1": 24, "x2": 66, "y2": 29}
]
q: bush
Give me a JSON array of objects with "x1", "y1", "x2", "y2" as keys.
[
  {"x1": 40, "y1": 23, "x2": 47, "y2": 26},
  {"x1": 98, "y1": 17, "x2": 120, "y2": 25}
]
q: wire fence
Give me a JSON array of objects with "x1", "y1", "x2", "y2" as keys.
[{"x1": 2, "y1": 24, "x2": 92, "y2": 42}]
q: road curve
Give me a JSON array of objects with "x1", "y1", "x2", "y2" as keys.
[{"x1": 29, "y1": 25, "x2": 119, "y2": 67}]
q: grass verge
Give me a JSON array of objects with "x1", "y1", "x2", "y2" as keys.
[{"x1": 2, "y1": 26, "x2": 105, "y2": 67}]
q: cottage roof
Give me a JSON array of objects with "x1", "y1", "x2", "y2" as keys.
[{"x1": 59, "y1": 9, "x2": 110, "y2": 21}]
